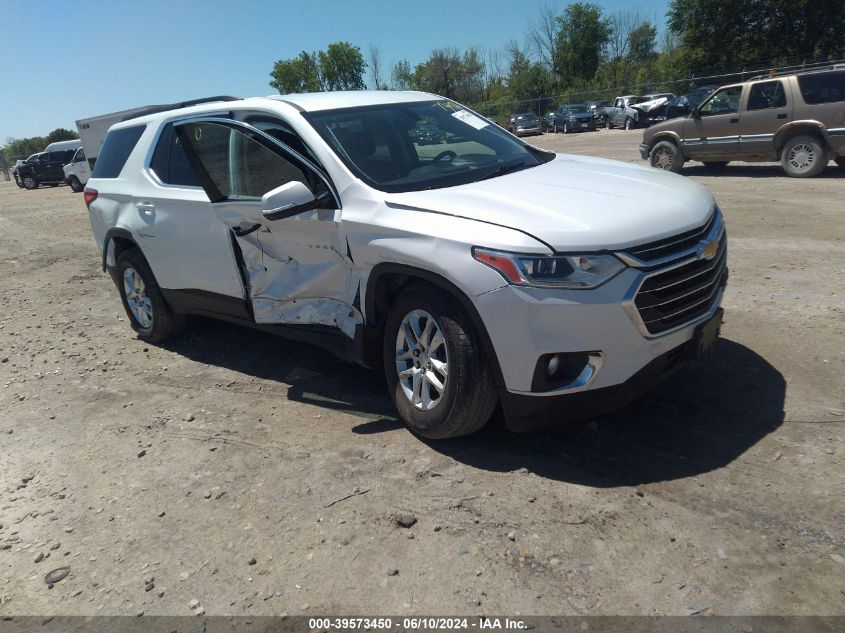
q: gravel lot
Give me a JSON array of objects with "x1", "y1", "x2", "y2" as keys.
[{"x1": 1, "y1": 128, "x2": 843, "y2": 617}]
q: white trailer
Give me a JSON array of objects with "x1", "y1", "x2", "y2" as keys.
[
  {"x1": 75, "y1": 97, "x2": 240, "y2": 167},
  {"x1": 75, "y1": 106, "x2": 151, "y2": 166}
]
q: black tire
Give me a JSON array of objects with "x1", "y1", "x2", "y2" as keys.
[
  {"x1": 382, "y1": 283, "x2": 498, "y2": 439},
  {"x1": 22, "y1": 175, "x2": 38, "y2": 190},
  {"x1": 649, "y1": 140, "x2": 685, "y2": 173},
  {"x1": 68, "y1": 176, "x2": 83, "y2": 193},
  {"x1": 116, "y1": 248, "x2": 186, "y2": 342},
  {"x1": 780, "y1": 134, "x2": 827, "y2": 178},
  {"x1": 701, "y1": 161, "x2": 729, "y2": 170}
]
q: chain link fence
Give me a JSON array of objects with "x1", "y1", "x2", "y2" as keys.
[{"x1": 472, "y1": 58, "x2": 845, "y2": 125}]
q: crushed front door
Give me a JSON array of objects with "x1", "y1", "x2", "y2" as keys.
[{"x1": 174, "y1": 118, "x2": 363, "y2": 338}]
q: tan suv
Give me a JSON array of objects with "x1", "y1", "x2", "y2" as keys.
[{"x1": 640, "y1": 68, "x2": 845, "y2": 177}]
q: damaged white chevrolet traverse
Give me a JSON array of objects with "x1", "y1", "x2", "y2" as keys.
[{"x1": 85, "y1": 91, "x2": 727, "y2": 438}]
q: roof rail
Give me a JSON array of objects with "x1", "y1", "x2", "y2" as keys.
[
  {"x1": 747, "y1": 63, "x2": 843, "y2": 81},
  {"x1": 120, "y1": 96, "x2": 241, "y2": 122}
]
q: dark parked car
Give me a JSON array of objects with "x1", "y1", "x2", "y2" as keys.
[
  {"x1": 14, "y1": 150, "x2": 75, "y2": 189},
  {"x1": 511, "y1": 112, "x2": 542, "y2": 137},
  {"x1": 549, "y1": 104, "x2": 597, "y2": 133},
  {"x1": 541, "y1": 111, "x2": 557, "y2": 131},
  {"x1": 663, "y1": 88, "x2": 717, "y2": 120},
  {"x1": 586, "y1": 100, "x2": 611, "y2": 121}
]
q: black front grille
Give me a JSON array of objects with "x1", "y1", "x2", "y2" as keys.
[
  {"x1": 625, "y1": 212, "x2": 717, "y2": 265},
  {"x1": 634, "y1": 233, "x2": 727, "y2": 335}
]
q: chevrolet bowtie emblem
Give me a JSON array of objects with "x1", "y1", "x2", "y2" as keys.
[{"x1": 697, "y1": 239, "x2": 719, "y2": 261}]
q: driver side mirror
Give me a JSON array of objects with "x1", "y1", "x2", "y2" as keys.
[
  {"x1": 261, "y1": 181, "x2": 317, "y2": 221},
  {"x1": 691, "y1": 106, "x2": 701, "y2": 118}
]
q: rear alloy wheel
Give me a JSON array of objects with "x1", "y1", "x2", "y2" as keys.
[
  {"x1": 383, "y1": 283, "x2": 497, "y2": 439},
  {"x1": 22, "y1": 175, "x2": 38, "y2": 190},
  {"x1": 650, "y1": 141, "x2": 685, "y2": 173},
  {"x1": 116, "y1": 248, "x2": 186, "y2": 342},
  {"x1": 68, "y1": 176, "x2": 83, "y2": 193},
  {"x1": 781, "y1": 134, "x2": 826, "y2": 178}
]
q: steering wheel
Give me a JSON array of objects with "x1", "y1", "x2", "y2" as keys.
[{"x1": 431, "y1": 150, "x2": 457, "y2": 164}]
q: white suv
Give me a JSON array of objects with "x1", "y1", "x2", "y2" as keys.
[{"x1": 85, "y1": 91, "x2": 727, "y2": 438}]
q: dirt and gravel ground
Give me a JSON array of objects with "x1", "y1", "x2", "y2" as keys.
[{"x1": 1, "y1": 129, "x2": 843, "y2": 618}]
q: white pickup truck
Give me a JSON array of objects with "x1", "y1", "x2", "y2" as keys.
[
  {"x1": 63, "y1": 147, "x2": 91, "y2": 192},
  {"x1": 603, "y1": 94, "x2": 673, "y2": 129}
]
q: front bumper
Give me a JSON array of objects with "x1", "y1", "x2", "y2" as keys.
[
  {"x1": 639, "y1": 143, "x2": 650, "y2": 160},
  {"x1": 472, "y1": 267, "x2": 726, "y2": 428},
  {"x1": 499, "y1": 309, "x2": 722, "y2": 431}
]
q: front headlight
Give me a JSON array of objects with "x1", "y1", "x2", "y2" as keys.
[{"x1": 473, "y1": 248, "x2": 625, "y2": 289}]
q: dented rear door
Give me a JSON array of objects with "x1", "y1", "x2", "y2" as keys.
[{"x1": 173, "y1": 118, "x2": 362, "y2": 338}]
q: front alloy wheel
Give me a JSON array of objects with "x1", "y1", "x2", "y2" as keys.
[
  {"x1": 23, "y1": 175, "x2": 38, "y2": 189},
  {"x1": 649, "y1": 140, "x2": 684, "y2": 173},
  {"x1": 383, "y1": 283, "x2": 497, "y2": 439},
  {"x1": 395, "y1": 310, "x2": 449, "y2": 411}
]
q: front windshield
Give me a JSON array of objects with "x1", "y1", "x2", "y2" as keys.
[
  {"x1": 305, "y1": 100, "x2": 553, "y2": 193},
  {"x1": 568, "y1": 105, "x2": 588, "y2": 113}
]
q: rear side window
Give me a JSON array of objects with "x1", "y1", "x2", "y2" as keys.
[
  {"x1": 150, "y1": 124, "x2": 201, "y2": 187},
  {"x1": 797, "y1": 71, "x2": 845, "y2": 105},
  {"x1": 748, "y1": 81, "x2": 787, "y2": 110},
  {"x1": 92, "y1": 125, "x2": 145, "y2": 178}
]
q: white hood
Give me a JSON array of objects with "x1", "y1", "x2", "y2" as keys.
[{"x1": 384, "y1": 155, "x2": 715, "y2": 252}]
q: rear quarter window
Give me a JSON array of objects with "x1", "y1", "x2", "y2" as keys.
[
  {"x1": 797, "y1": 71, "x2": 845, "y2": 105},
  {"x1": 91, "y1": 125, "x2": 146, "y2": 178},
  {"x1": 150, "y1": 123, "x2": 200, "y2": 187}
]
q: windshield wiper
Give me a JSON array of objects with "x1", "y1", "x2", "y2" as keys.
[{"x1": 478, "y1": 159, "x2": 532, "y2": 182}]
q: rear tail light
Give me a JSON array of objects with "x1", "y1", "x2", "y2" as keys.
[{"x1": 83, "y1": 188, "x2": 98, "y2": 208}]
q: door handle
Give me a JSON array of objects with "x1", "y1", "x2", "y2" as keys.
[
  {"x1": 777, "y1": 113, "x2": 787, "y2": 119},
  {"x1": 233, "y1": 223, "x2": 261, "y2": 237},
  {"x1": 136, "y1": 202, "x2": 155, "y2": 214},
  {"x1": 729, "y1": 118, "x2": 739, "y2": 123}
]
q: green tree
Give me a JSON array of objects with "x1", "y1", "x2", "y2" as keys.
[
  {"x1": 505, "y1": 42, "x2": 553, "y2": 108},
  {"x1": 1, "y1": 127, "x2": 79, "y2": 160},
  {"x1": 668, "y1": 0, "x2": 845, "y2": 73},
  {"x1": 555, "y1": 3, "x2": 612, "y2": 85},
  {"x1": 627, "y1": 21, "x2": 657, "y2": 64},
  {"x1": 391, "y1": 59, "x2": 413, "y2": 90},
  {"x1": 318, "y1": 41, "x2": 367, "y2": 91},
  {"x1": 412, "y1": 48, "x2": 486, "y2": 103},
  {"x1": 269, "y1": 51, "x2": 321, "y2": 94}
]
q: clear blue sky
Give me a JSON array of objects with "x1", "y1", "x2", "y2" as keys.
[{"x1": 0, "y1": 0, "x2": 669, "y2": 141}]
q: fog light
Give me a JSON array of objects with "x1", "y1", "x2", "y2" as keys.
[{"x1": 547, "y1": 355, "x2": 560, "y2": 376}]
